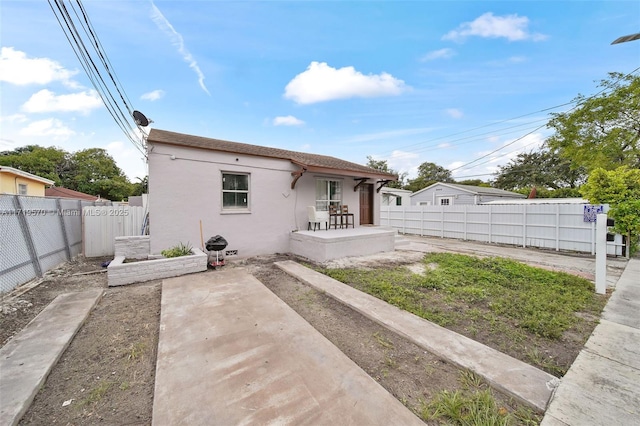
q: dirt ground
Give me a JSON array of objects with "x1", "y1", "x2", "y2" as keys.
[{"x1": 1, "y1": 245, "x2": 606, "y2": 425}]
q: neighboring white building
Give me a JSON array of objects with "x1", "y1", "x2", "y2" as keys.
[
  {"x1": 146, "y1": 129, "x2": 397, "y2": 258},
  {"x1": 410, "y1": 182, "x2": 526, "y2": 206},
  {"x1": 380, "y1": 188, "x2": 412, "y2": 207}
]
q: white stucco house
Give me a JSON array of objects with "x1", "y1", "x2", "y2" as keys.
[
  {"x1": 146, "y1": 129, "x2": 397, "y2": 258},
  {"x1": 380, "y1": 187, "x2": 412, "y2": 207},
  {"x1": 410, "y1": 182, "x2": 526, "y2": 206}
]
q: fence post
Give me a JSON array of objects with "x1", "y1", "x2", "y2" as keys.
[
  {"x1": 56, "y1": 198, "x2": 71, "y2": 260},
  {"x1": 463, "y1": 205, "x2": 467, "y2": 240},
  {"x1": 488, "y1": 205, "x2": 492, "y2": 243},
  {"x1": 522, "y1": 205, "x2": 527, "y2": 248},
  {"x1": 555, "y1": 204, "x2": 560, "y2": 251},
  {"x1": 595, "y1": 214, "x2": 607, "y2": 294},
  {"x1": 420, "y1": 205, "x2": 424, "y2": 236},
  {"x1": 591, "y1": 221, "x2": 596, "y2": 255},
  {"x1": 13, "y1": 195, "x2": 42, "y2": 277},
  {"x1": 441, "y1": 206, "x2": 445, "y2": 238}
]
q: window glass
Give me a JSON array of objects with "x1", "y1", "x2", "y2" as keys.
[
  {"x1": 315, "y1": 179, "x2": 342, "y2": 211},
  {"x1": 222, "y1": 173, "x2": 249, "y2": 209},
  {"x1": 18, "y1": 184, "x2": 27, "y2": 195}
]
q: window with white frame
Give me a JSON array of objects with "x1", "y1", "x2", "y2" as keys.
[
  {"x1": 315, "y1": 178, "x2": 342, "y2": 211},
  {"x1": 18, "y1": 183, "x2": 28, "y2": 195},
  {"x1": 395, "y1": 196, "x2": 402, "y2": 206},
  {"x1": 438, "y1": 197, "x2": 453, "y2": 206},
  {"x1": 222, "y1": 173, "x2": 249, "y2": 210}
]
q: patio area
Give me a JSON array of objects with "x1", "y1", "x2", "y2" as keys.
[{"x1": 289, "y1": 226, "x2": 396, "y2": 263}]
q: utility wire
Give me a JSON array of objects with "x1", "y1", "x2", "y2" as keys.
[{"x1": 47, "y1": 0, "x2": 146, "y2": 157}]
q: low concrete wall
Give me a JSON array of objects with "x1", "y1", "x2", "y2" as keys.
[
  {"x1": 114, "y1": 236, "x2": 150, "y2": 260},
  {"x1": 290, "y1": 228, "x2": 395, "y2": 263},
  {"x1": 107, "y1": 248, "x2": 207, "y2": 287}
]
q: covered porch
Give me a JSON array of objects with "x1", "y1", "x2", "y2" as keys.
[{"x1": 289, "y1": 226, "x2": 396, "y2": 263}]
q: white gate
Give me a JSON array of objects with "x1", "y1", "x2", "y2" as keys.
[{"x1": 83, "y1": 206, "x2": 146, "y2": 257}]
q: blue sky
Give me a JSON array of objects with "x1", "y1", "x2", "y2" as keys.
[{"x1": 1, "y1": 1, "x2": 638, "y2": 183}]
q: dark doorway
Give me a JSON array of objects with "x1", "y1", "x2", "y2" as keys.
[{"x1": 359, "y1": 184, "x2": 374, "y2": 225}]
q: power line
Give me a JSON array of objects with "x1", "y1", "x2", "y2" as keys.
[
  {"x1": 47, "y1": 0, "x2": 146, "y2": 157},
  {"x1": 444, "y1": 67, "x2": 640, "y2": 174}
]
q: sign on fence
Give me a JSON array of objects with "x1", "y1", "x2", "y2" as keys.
[{"x1": 583, "y1": 205, "x2": 604, "y2": 222}]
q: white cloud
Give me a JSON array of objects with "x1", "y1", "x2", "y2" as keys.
[
  {"x1": 284, "y1": 62, "x2": 408, "y2": 104},
  {"x1": 445, "y1": 108, "x2": 464, "y2": 119},
  {"x1": 22, "y1": 89, "x2": 103, "y2": 114},
  {"x1": 150, "y1": 2, "x2": 210, "y2": 96},
  {"x1": 420, "y1": 48, "x2": 456, "y2": 62},
  {"x1": 19, "y1": 118, "x2": 75, "y2": 138},
  {"x1": 273, "y1": 115, "x2": 305, "y2": 126},
  {"x1": 105, "y1": 140, "x2": 147, "y2": 180},
  {"x1": 0, "y1": 47, "x2": 79, "y2": 87},
  {"x1": 342, "y1": 127, "x2": 432, "y2": 144},
  {"x1": 443, "y1": 12, "x2": 548, "y2": 42},
  {"x1": 384, "y1": 150, "x2": 421, "y2": 179},
  {"x1": 141, "y1": 89, "x2": 165, "y2": 101},
  {"x1": 0, "y1": 114, "x2": 28, "y2": 124}
]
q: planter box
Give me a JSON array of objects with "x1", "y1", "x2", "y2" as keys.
[{"x1": 107, "y1": 248, "x2": 208, "y2": 287}]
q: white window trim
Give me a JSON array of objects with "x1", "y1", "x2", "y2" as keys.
[
  {"x1": 315, "y1": 177, "x2": 343, "y2": 211},
  {"x1": 18, "y1": 183, "x2": 28, "y2": 195},
  {"x1": 221, "y1": 172, "x2": 250, "y2": 212},
  {"x1": 437, "y1": 196, "x2": 453, "y2": 206}
]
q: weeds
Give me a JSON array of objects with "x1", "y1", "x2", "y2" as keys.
[
  {"x1": 82, "y1": 380, "x2": 113, "y2": 405},
  {"x1": 373, "y1": 332, "x2": 394, "y2": 349},
  {"x1": 161, "y1": 242, "x2": 193, "y2": 258},
  {"x1": 317, "y1": 252, "x2": 606, "y2": 375}
]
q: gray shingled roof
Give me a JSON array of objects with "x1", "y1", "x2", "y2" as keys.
[
  {"x1": 440, "y1": 183, "x2": 526, "y2": 197},
  {"x1": 147, "y1": 129, "x2": 397, "y2": 180}
]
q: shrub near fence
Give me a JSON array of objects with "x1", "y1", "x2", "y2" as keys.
[
  {"x1": 381, "y1": 204, "x2": 624, "y2": 256},
  {"x1": 0, "y1": 194, "x2": 98, "y2": 293}
]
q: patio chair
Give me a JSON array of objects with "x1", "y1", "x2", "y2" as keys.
[
  {"x1": 307, "y1": 206, "x2": 329, "y2": 231},
  {"x1": 341, "y1": 205, "x2": 354, "y2": 228},
  {"x1": 328, "y1": 204, "x2": 342, "y2": 229}
]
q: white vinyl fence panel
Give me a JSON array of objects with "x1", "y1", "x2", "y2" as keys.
[
  {"x1": 381, "y1": 204, "x2": 623, "y2": 256},
  {"x1": 83, "y1": 206, "x2": 145, "y2": 257}
]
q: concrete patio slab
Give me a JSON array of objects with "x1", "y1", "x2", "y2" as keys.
[
  {"x1": 152, "y1": 269, "x2": 423, "y2": 426},
  {"x1": 275, "y1": 260, "x2": 558, "y2": 412},
  {"x1": 0, "y1": 289, "x2": 104, "y2": 426}
]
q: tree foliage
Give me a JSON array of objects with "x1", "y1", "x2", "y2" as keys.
[
  {"x1": 0, "y1": 145, "x2": 69, "y2": 185},
  {"x1": 581, "y1": 166, "x2": 640, "y2": 255},
  {"x1": 0, "y1": 145, "x2": 137, "y2": 201},
  {"x1": 405, "y1": 162, "x2": 453, "y2": 192},
  {"x1": 546, "y1": 72, "x2": 640, "y2": 172},
  {"x1": 366, "y1": 156, "x2": 406, "y2": 189},
  {"x1": 493, "y1": 147, "x2": 586, "y2": 192}
]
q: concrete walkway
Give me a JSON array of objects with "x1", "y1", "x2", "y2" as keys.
[
  {"x1": 152, "y1": 269, "x2": 423, "y2": 425},
  {"x1": 541, "y1": 258, "x2": 640, "y2": 425},
  {"x1": 276, "y1": 260, "x2": 558, "y2": 412},
  {"x1": 0, "y1": 289, "x2": 103, "y2": 426}
]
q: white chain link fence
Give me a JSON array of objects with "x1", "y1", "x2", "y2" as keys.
[{"x1": 0, "y1": 194, "x2": 99, "y2": 293}]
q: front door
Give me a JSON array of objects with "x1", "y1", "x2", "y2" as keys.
[{"x1": 359, "y1": 184, "x2": 374, "y2": 225}]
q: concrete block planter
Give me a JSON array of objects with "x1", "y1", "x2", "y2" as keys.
[{"x1": 108, "y1": 246, "x2": 208, "y2": 287}]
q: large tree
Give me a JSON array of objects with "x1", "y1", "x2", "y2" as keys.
[
  {"x1": 493, "y1": 147, "x2": 586, "y2": 193},
  {"x1": 546, "y1": 72, "x2": 640, "y2": 172},
  {"x1": 366, "y1": 156, "x2": 406, "y2": 189},
  {"x1": 65, "y1": 148, "x2": 132, "y2": 201},
  {"x1": 405, "y1": 162, "x2": 453, "y2": 192},
  {"x1": 0, "y1": 145, "x2": 69, "y2": 185}
]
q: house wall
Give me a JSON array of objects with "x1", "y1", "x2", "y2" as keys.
[
  {"x1": 148, "y1": 143, "x2": 376, "y2": 258},
  {"x1": 411, "y1": 185, "x2": 475, "y2": 206},
  {"x1": 0, "y1": 174, "x2": 47, "y2": 196},
  {"x1": 410, "y1": 184, "x2": 523, "y2": 206},
  {"x1": 381, "y1": 189, "x2": 411, "y2": 207}
]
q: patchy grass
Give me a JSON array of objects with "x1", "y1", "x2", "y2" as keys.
[
  {"x1": 317, "y1": 252, "x2": 607, "y2": 375},
  {"x1": 419, "y1": 370, "x2": 540, "y2": 425}
]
